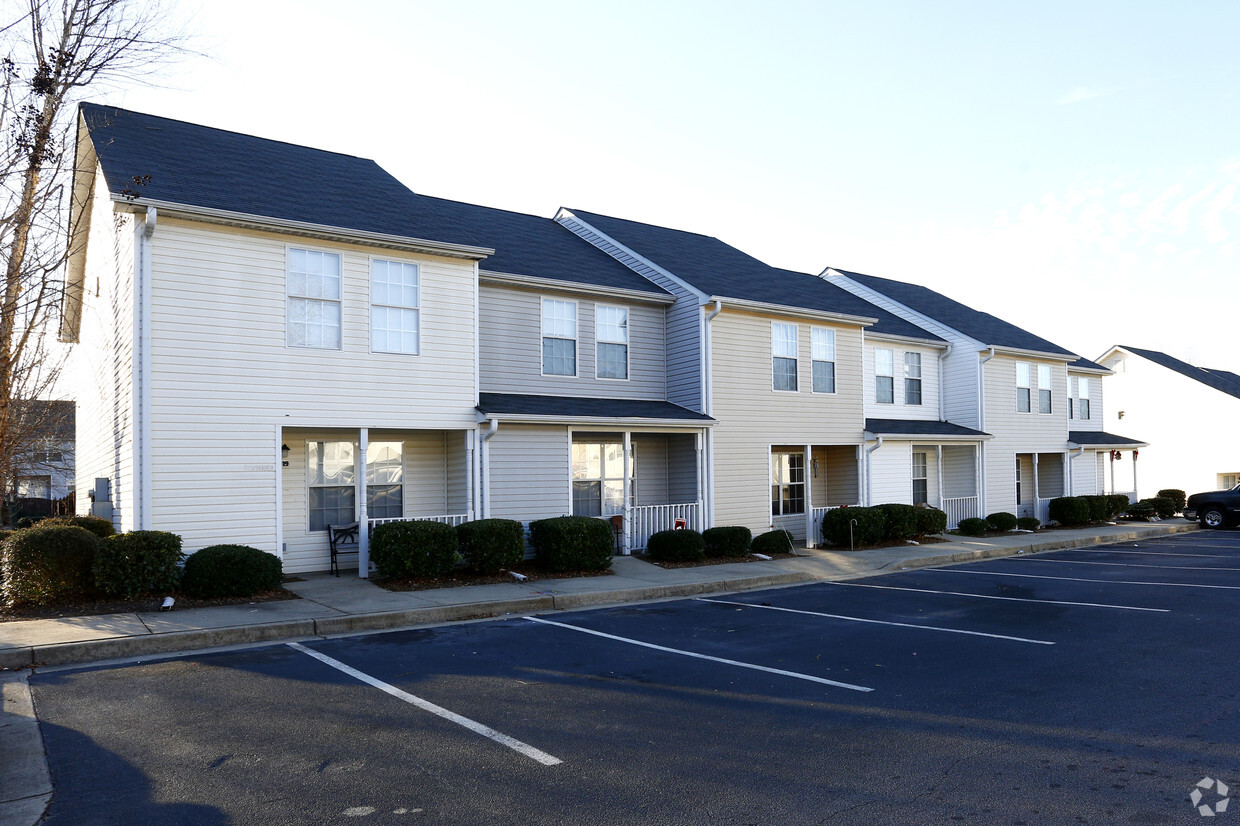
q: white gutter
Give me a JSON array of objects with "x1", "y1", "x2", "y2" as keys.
[
  {"x1": 707, "y1": 294, "x2": 877, "y2": 327},
  {"x1": 937, "y1": 342, "x2": 953, "y2": 421},
  {"x1": 137, "y1": 206, "x2": 156, "y2": 529},
  {"x1": 864, "y1": 435, "x2": 884, "y2": 506},
  {"x1": 1067, "y1": 445, "x2": 1086, "y2": 496},
  {"x1": 479, "y1": 417, "x2": 499, "y2": 519},
  {"x1": 703, "y1": 300, "x2": 722, "y2": 526},
  {"x1": 479, "y1": 270, "x2": 675, "y2": 305},
  {"x1": 977, "y1": 347, "x2": 995, "y2": 516}
]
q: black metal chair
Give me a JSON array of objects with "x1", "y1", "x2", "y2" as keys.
[{"x1": 328, "y1": 521, "x2": 359, "y2": 576}]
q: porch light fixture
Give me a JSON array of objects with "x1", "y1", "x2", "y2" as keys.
[{"x1": 281, "y1": 443, "x2": 290, "y2": 467}]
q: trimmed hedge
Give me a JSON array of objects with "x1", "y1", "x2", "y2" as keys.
[
  {"x1": 986, "y1": 512, "x2": 1018, "y2": 532},
  {"x1": 647, "y1": 529, "x2": 705, "y2": 562},
  {"x1": 1, "y1": 526, "x2": 100, "y2": 607},
  {"x1": 822, "y1": 507, "x2": 885, "y2": 547},
  {"x1": 752, "y1": 529, "x2": 794, "y2": 556},
  {"x1": 702, "y1": 526, "x2": 752, "y2": 558},
  {"x1": 876, "y1": 503, "x2": 920, "y2": 541},
  {"x1": 1157, "y1": 489, "x2": 1187, "y2": 512},
  {"x1": 181, "y1": 544, "x2": 283, "y2": 598},
  {"x1": 957, "y1": 517, "x2": 988, "y2": 537},
  {"x1": 1108, "y1": 494, "x2": 1131, "y2": 518},
  {"x1": 1142, "y1": 496, "x2": 1177, "y2": 520},
  {"x1": 1126, "y1": 500, "x2": 1156, "y2": 519},
  {"x1": 1083, "y1": 495, "x2": 1109, "y2": 523},
  {"x1": 528, "y1": 516, "x2": 614, "y2": 572},
  {"x1": 94, "y1": 530, "x2": 183, "y2": 598},
  {"x1": 1048, "y1": 496, "x2": 1091, "y2": 526},
  {"x1": 370, "y1": 520, "x2": 460, "y2": 578},
  {"x1": 915, "y1": 507, "x2": 948, "y2": 537},
  {"x1": 1017, "y1": 516, "x2": 1041, "y2": 531},
  {"x1": 36, "y1": 515, "x2": 116, "y2": 538},
  {"x1": 456, "y1": 519, "x2": 524, "y2": 574}
]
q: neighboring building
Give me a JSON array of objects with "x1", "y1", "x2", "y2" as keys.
[
  {"x1": 1097, "y1": 346, "x2": 1240, "y2": 498},
  {"x1": 10, "y1": 399, "x2": 75, "y2": 506}
]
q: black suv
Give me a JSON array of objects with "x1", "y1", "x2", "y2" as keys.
[{"x1": 1185, "y1": 484, "x2": 1240, "y2": 528}]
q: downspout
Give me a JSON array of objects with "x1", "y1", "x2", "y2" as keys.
[
  {"x1": 864, "y1": 435, "x2": 883, "y2": 507},
  {"x1": 703, "y1": 300, "x2": 722, "y2": 526},
  {"x1": 1067, "y1": 445, "x2": 1085, "y2": 496},
  {"x1": 479, "y1": 416, "x2": 499, "y2": 519},
  {"x1": 937, "y1": 342, "x2": 953, "y2": 422},
  {"x1": 977, "y1": 347, "x2": 995, "y2": 515},
  {"x1": 137, "y1": 207, "x2": 156, "y2": 530}
]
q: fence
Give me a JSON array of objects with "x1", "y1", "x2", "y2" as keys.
[
  {"x1": 626, "y1": 502, "x2": 702, "y2": 553},
  {"x1": 942, "y1": 496, "x2": 979, "y2": 530}
]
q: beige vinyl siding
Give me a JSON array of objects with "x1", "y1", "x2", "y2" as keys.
[
  {"x1": 869, "y1": 442, "x2": 912, "y2": 505},
  {"x1": 710, "y1": 310, "x2": 865, "y2": 537},
  {"x1": 817, "y1": 445, "x2": 861, "y2": 506},
  {"x1": 487, "y1": 424, "x2": 572, "y2": 523},
  {"x1": 941, "y1": 446, "x2": 978, "y2": 497},
  {"x1": 71, "y1": 170, "x2": 137, "y2": 530},
  {"x1": 1068, "y1": 372, "x2": 1104, "y2": 431},
  {"x1": 478, "y1": 284, "x2": 667, "y2": 399},
  {"x1": 911, "y1": 445, "x2": 941, "y2": 505},
  {"x1": 1072, "y1": 449, "x2": 1101, "y2": 496},
  {"x1": 863, "y1": 341, "x2": 941, "y2": 420}
]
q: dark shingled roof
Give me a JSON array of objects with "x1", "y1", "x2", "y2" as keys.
[
  {"x1": 864, "y1": 418, "x2": 990, "y2": 439},
  {"x1": 833, "y1": 269, "x2": 1076, "y2": 357},
  {"x1": 477, "y1": 393, "x2": 713, "y2": 422},
  {"x1": 1121, "y1": 346, "x2": 1240, "y2": 400},
  {"x1": 1067, "y1": 431, "x2": 1148, "y2": 447},
  {"x1": 567, "y1": 209, "x2": 943, "y2": 342},
  {"x1": 1068, "y1": 356, "x2": 1109, "y2": 372},
  {"x1": 80, "y1": 104, "x2": 666, "y2": 295}
]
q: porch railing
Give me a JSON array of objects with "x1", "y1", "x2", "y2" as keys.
[
  {"x1": 368, "y1": 513, "x2": 470, "y2": 529},
  {"x1": 810, "y1": 505, "x2": 861, "y2": 547},
  {"x1": 1035, "y1": 497, "x2": 1053, "y2": 526},
  {"x1": 942, "y1": 496, "x2": 979, "y2": 530},
  {"x1": 626, "y1": 502, "x2": 701, "y2": 554}
]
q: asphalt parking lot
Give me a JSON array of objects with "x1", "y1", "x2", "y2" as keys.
[{"x1": 28, "y1": 529, "x2": 1240, "y2": 825}]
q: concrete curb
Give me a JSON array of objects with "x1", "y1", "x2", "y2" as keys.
[
  {"x1": 312, "y1": 597, "x2": 555, "y2": 637},
  {"x1": 550, "y1": 571, "x2": 815, "y2": 610},
  {"x1": 0, "y1": 674, "x2": 50, "y2": 826}
]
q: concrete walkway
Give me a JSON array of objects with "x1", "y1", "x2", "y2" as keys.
[{"x1": 0, "y1": 520, "x2": 1200, "y2": 671}]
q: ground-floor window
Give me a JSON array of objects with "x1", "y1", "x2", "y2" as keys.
[
  {"x1": 771, "y1": 452, "x2": 806, "y2": 515},
  {"x1": 1220, "y1": 473, "x2": 1239, "y2": 490},
  {"x1": 308, "y1": 441, "x2": 356, "y2": 531},
  {"x1": 1015, "y1": 462, "x2": 1022, "y2": 505},
  {"x1": 367, "y1": 441, "x2": 403, "y2": 519},
  {"x1": 912, "y1": 452, "x2": 928, "y2": 505},
  {"x1": 14, "y1": 475, "x2": 50, "y2": 498},
  {"x1": 572, "y1": 439, "x2": 633, "y2": 517}
]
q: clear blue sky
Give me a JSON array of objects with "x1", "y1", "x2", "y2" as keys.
[{"x1": 112, "y1": 0, "x2": 1240, "y2": 366}]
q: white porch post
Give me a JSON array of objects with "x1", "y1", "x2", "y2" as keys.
[
  {"x1": 935, "y1": 444, "x2": 944, "y2": 508},
  {"x1": 274, "y1": 427, "x2": 283, "y2": 564},
  {"x1": 975, "y1": 444, "x2": 984, "y2": 516},
  {"x1": 465, "y1": 430, "x2": 475, "y2": 522},
  {"x1": 803, "y1": 444, "x2": 813, "y2": 548},
  {"x1": 1109, "y1": 451, "x2": 1115, "y2": 495},
  {"x1": 1032, "y1": 453, "x2": 1040, "y2": 515},
  {"x1": 1062, "y1": 451, "x2": 1069, "y2": 500},
  {"x1": 358, "y1": 428, "x2": 369, "y2": 578},
  {"x1": 622, "y1": 431, "x2": 632, "y2": 554},
  {"x1": 1132, "y1": 451, "x2": 1139, "y2": 499},
  {"x1": 694, "y1": 430, "x2": 705, "y2": 530}
]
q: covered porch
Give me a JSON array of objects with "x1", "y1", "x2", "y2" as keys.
[
  {"x1": 771, "y1": 444, "x2": 862, "y2": 547},
  {"x1": 1015, "y1": 452, "x2": 1065, "y2": 524},
  {"x1": 1068, "y1": 431, "x2": 1149, "y2": 504}
]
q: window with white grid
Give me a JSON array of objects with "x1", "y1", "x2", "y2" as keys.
[
  {"x1": 287, "y1": 248, "x2": 342, "y2": 349},
  {"x1": 371, "y1": 259, "x2": 419, "y2": 354},
  {"x1": 542, "y1": 299, "x2": 577, "y2": 376},
  {"x1": 811, "y1": 327, "x2": 835, "y2": 393},
  {"x1": 876, "y1": 348, "x2": 894, "y2": 404},
  {"x1": 596, "y1": 305, "x2": 629, "y2": 380},
  {"x1": 772, "y1": 322, "x2": 798, "y2": 391}
]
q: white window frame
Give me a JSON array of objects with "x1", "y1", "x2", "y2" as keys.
[
  {"x1": 286, "y1": 246, "x2": 342, "y2": 350},
  {"x1": 876, "y1": 348, "x2": 895, "y2": 404},
  {"x1": 369, "y1": 257, "x2": 420, "y2": 355},
  {"x1": 1016, "y1": 362, "x2": 1032, "y2": 413},
  {"x1": 1038, "y1": 364, "x2": 1053, "y2": 414},
  {"x1": 772, "y1": 322, "x2": 798, "y2": 392},
  {"x1": 571, "y1": 437, "x2": 633, "y2": 517},
  {"x1": 541, "y1": 297, "x2": 578, "y2": 377},
  {"x1": 811, "y1": 327, "x2": 836, "y2": 394},
  {"x1": 904, "y1": 352, "x2": 922, "y2": 406},
  {"x1": 307, "y1": 440, "x2": 356, "y2": 532},
  {"x1": 366, "y1": 441, "x2": 404, "y2": 520},
  {"x1": 771, "y1": 451, "x2": 806, "y2": 516},
  {"x1": 912, "y1": 451, "x2": 928, "y2": 505},
  {"x1": 595, "y1": 304, "x2": 630, "y2": 381},
  {"x1": 1077, "y1": 376, "x2": 1091, "y2": 420}
]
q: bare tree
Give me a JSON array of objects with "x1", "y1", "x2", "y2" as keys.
[{"x1": 0, "y1": 0, "x2": 184, "y2": 521}]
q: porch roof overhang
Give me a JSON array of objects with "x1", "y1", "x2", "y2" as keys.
[
  {"x1": 477, "y1": 393, "x2": 716, "y2": 428},
  {"x1": 1067, "y1": 430, "x2": 1149, "y2": 449},
  {"x1": 864, "y1": 418, "x2": 992, "y2": 442}
]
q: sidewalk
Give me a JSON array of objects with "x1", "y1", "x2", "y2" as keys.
[{"x1": 0, "y1": 521, "x2": 1200, "y2": 670}]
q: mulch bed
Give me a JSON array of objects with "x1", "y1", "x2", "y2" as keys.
[
  {"x1": 638, "y1": 551, "x2": 798, "y2": 569},
  {"x1": 373, "y1": 559, "x2": 614, "y2": 592},
  {"x1": 0, "y1": 587, "x2": 300, "y2": 623}
]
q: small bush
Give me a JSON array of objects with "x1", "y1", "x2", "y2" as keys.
[
  {"x1": 915, "y1": 507, "x2": 948, "y2": 537},
  {"x1": 456, "y1": 519, "x2": 525, "y2": 574},
  {"x1": 1017, "y1": 517, "x2": 1041, "y2": 531},
  {"x1": 1083, "y1": 495, "x2": 1109, "y2": 523},
  {"x1": 876, "y1": 503, "x2": 920, "y2": 541},
  {"x1": 986, "y1": 512, "x2": 1018, "y2": 532},
  {"x1": 370, "y1": 520, "x2": 460, "y2": 579},
  {"x1": 1157, "y1": 489, "x2": 1187, "y2": 512},
  {"x1": 1048, "y1": 496, "x2": 1091, "y2": 526},
  {"x1": 702, "y1": 526, "x2": 752, "y2": 558},
  {"x1": 647, "y1": 529, "x2": 705, "y2": 562},
  {"x1": 957, "y1": 517, "x2": 989, "y2": 537},
  {"x1": 1, "y1": 526, "x2": 100, "y2": 607},
  {"x1": 1142, "y1": 496, "x2": 1177, "y2": 520},
  {"x1": 528, "y1": 516, "x2": 614, "y2": 572},
  {"x1": 37, "y1": 515, "x2": 115, "y2": 538},
  {"x1": 821, "y1": 507, "x2": 886, "y2": 546},
  {"x1": 1107, "y1": 494, "x2": 1132, "y2": 519},
  {"x1": 181, "y1": 545, "x2": 283, "y2": 598},
  {"x1": 94, "y1": 530, "x2": 183, "y2": 598},
  {"x1": 752, "y1": 529, "x2": 794, "y2": 555},
  {"x1": 1125, "y1": 500, "x2": 1156, "y2": 519}
]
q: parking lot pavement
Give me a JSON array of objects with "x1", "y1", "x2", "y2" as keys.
[{"x1": 26, "y1": 530, "x2": 1240, "y2": 825}]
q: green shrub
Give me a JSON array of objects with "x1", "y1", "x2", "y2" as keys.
[
  {"x1": 1125, "y1": 500, "x2": 1156, "y2": 519},
  {"x1": 1107, "y1": 494, "x2": 1132, "y2": 519},
  {"x1": 1048, "y1": 496, "x2": 1091, "y2": 526},
  {"x1": 1, "y1": 526, "x2": 100, "y2": 607},
  {"x1": 1157, "y1": 489, "x2": 1187, "y2": 512},
  {"x1": 957, "y1": 517, "x2": 989, "y2": 537},
  {"x1": 751, "y1": 529, "x2": 794, "y2": 555},
  {"x1": 528, "y1": 516, "x2": 614, "y2": 572},
  {"x1": 1083, "y1": 495, "x2": 1109, "y2": 523},
  {"x1": 38, "y1": 515, "x2": 115, "y2": 538},
  {"x1": 94, "y1": 530, "x2": 183, "y2": 598},
  {"x1": 702, "y1": 526, "x2": 752, "y2": 558},
  {"x1": 821, "y1": 507, "x2": 886, "y2": 546},
  {"x1": 370, "y1": 520, "x2": 460, "y2": 578},
  {"x1": 1142, "y1": 497, "x2": 1177, "y2": 520},
  {"x1": 876, "y1": 503, "x2": 920, "y2": 541},
  {"x1": 456, "y1": 519, "x2": 525, "y2": 574},
  {"x1": 647, "y1": 529, "x2": 705, "y2": 562},
  {"x1": 1016, "y1": 517, "x2": 1041, "y2": 531},
  {"x1": 915, "y1": 507, "x2": 948, "y2": 537},
  {"x1": 181, "y1": 544, "x2": 283, "y2": 598},
  {"x1": 986, "y1": 512, "x2": 1018, "y2": 532}
]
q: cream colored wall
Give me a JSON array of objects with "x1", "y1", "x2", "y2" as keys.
[{"x1": 862, "y1": 341, "x2": 941, "y2": 421}]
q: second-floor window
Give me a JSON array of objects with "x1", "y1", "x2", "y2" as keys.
[
  {"x1": 1016, "y1": 363, "x2": 1031, "y2": 413},
  {"x1": 812, "y1": 327, "x2": 835, "y2": 393},
  {"x1": 1077, "y1": 377, "x2": 1091, "y2": 420},
  {"x1": 542, "y1": 299, "x2": 577, "y2": 376},
  {"x1": 1038, "y1": 365, "x2": 1052, "y2": 414},
  {"x1": 876, "y1": 348, "x2": 894, "y2": 404},
  {"x1": 371, "y1": 259, "x2": 419, "y2": 354},
  {"x1": 904, "y1": 352, "x2": 922, "y2": 405},
  {"x1": 772, "y1": 322, "x2": 798, "y2": 391},
  {"x1": 287, "y1": 248, "x2": 341, "y2": 349},
  {"x1": 596, "y1": 305, "x2": 629, "y2": 380}
]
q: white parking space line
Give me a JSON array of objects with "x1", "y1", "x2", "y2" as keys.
[
  {"x1": 1069, "y1": 549, "x2": 1232, "y2": 559},
  {"x1": 523, "y1": 616, "x2": 874, "y2": 692},
  {"x1": 922, "y1": 568, "x2": 1240, "y2": 591},
  {"x1": 1019, "y1": 558, "x2": 1240, "y2": 572},
  {"x1": 697, "y1": 598, "x2": 1055, "y2": 645},
  {"x1": 821, "y1": 581, "x2": 1169, "y2": 612},
  {"x1": 287, "y1": 642, "x2": 562, "y2": 766}
]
